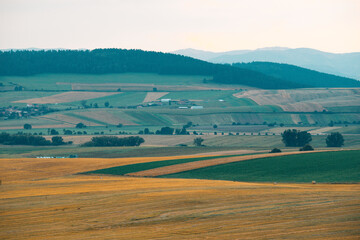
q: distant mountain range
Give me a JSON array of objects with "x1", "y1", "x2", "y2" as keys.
[{"x1": 172, "y1": 47, "x2": 360, "y2": 80}]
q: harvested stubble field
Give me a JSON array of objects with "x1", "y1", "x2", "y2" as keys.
[
  {"x1": 234, "y1": 88, "x2": 360, "y2": 112},
  {"x1": 1, "y1": 155, "x2": 359, "y2": 239},
  {"x1": 143, "y1": 92, "x2": 169, "y2": 103}
]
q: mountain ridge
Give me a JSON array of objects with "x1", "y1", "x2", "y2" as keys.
[{"x1": 172, "y1": 47, "x2": 360, "y2": 80}]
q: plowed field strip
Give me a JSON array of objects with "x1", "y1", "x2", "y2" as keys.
[
  {"x1": 126, "y1": 151, "x2": 328, "y2": 177},
  {"x1": 13, "y1": 91, "x2": 120, "y2": 104}
]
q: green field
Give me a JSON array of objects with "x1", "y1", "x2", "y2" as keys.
[
  {"x1": 161, "y1": 150, "x2": 360, "y2": 183},
  {"x1": 0, "y1": 73, "x2": 209, "y2": 90},
  {"x1": 82, "y1": 154, "x2": 252, "y2": 176}
]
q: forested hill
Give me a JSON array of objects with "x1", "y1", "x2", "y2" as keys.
[
  {"x1": 0, "y1": 49, "x2": 305, "y2": 89},
  {"x1": 233, "y1": 62, "x2": 360, "y2": 88}
]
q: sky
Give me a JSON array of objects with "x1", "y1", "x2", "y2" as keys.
[{"x1": 0, "y1": 0, "x2": 359, "y2": 53}]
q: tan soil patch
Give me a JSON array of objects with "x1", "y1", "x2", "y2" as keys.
[
  {"x1": 143, "y1": 92, "x2": 169, "y2": 103},
  {"x1": 127, "y1": 151, "x2": 330, "y2": 177},
  {"x1": 306, "y1": 114, "x2": 315, "y2": 124},
  {"x1": 233, "y1": 89, "x2": 360, "y2": 112},
  {"x1": 55, "y1": 135, "x2": 216, "y2": 146},
  {"x1": 13, "y1": 91, "x2": 120, "y2": 104},
  {"x1": 309, "y1": 127, "x2": 342, "y2": 135},
  {"x1": 291, "y1": 114, "x2": 301, "y2": 124}
]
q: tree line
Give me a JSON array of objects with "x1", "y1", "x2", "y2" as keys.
[
  {"x1": 0, "y1": 49, "x2": 305, "y2": 89},
  {"x1": 0, "y1": 132, "x2": 70, "y2": 146},
  {"x1": 82, "y1": 136, "x2": 144, "y2": 147}
]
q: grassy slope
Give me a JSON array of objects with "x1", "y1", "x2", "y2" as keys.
[
  {"x1": 161, "y1": 150, "x2": 360, "y2": 183},
  {"x1": 0, "y1": 73, "x2": 207, "y2": 90}
]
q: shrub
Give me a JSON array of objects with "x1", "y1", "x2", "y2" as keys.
[
  {"x1": 76, "y1": 123, "x2": 86, "y2": 129},
  {"x1": 270, "y1": 148, "x2": 282, "y2": 153},
  {"x1": 299, "y1": 144, "x2": 314, "y2": 151}
]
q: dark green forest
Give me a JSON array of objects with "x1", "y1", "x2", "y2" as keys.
[
  {"x1": 233, "y1": 61, "x2": 360, "y2": 88},
  {"x1": 0, "y1": 49, "x2": 303, "y2": 89},
  {"x1": 0, "y1": 49, "x2": 358, "y2": 89}
]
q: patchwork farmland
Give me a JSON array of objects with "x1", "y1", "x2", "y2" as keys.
[{"x1": 1, "y1": 69, "x2": 360, "y2": 239}]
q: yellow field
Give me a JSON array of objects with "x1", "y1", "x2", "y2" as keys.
[
  {"x1": 1, "y1": 156, "x2": 359, "y2": 239},
  {"x1": 143, "y1": 92, "x2": 169, "y2": 103},
  {"x1": 13, "y1": 91, "x2": 120, "y2": 104}
]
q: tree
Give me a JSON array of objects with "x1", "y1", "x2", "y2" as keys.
[
  {"x1": 24, "y1": 123, "x2": 32, "y2": 129},
  {"x1": 52, "y1": 136, "x2": 65, "y2": 145},
  {"x1": 50, "y1": 129, "x2": 59, "y2": 135},
  {"x1": 116, "y1": 123, "x2": 123, "y2": 128},
  {"x1": 144, "y1": 128, "x2": 150, "y2": 134},
  {"x1": 326, "y1": 132, "x2": 344, "y2": 147},
  {"x1": 193, "y1": 137, "x2": 204, "y2": 146},
  {"x1": 156, "y1": 127, "x2": 174, "y2": 135},
  {"x1": 76, "y1": 123, "x2": 86, "y2": 128},
  {"x1": 175, "y1": 127, "x2": 189, "y2": 135},
  {"x1": 213, "y1": 124, "x2": 218, "y2": 129},
  {"x1": 104, "y1": 101, "x2": 110, "y2": 107},
  {"x1": 282, "y1": 129, "x2": 312, "y2": 147}
]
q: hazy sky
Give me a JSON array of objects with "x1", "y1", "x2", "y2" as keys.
[{"x1": 0, "y1": 0, "x2": 359, "y2": 53}]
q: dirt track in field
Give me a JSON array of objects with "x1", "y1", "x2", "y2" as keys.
[
  {"x1": 13, "y1": 91, "x2": 120, "y2": 104},
  {"x1": 127, "y1": 151, "x2": 328, "y2": 177}
]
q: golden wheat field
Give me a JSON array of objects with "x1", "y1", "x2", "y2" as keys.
[{"x1": 1, "y1": 156, "x2": 359, "y2": 240}]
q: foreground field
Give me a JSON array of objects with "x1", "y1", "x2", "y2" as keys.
[
  {"x1": 1, "y1": 152, "x2": 360, "y2": 239},
  {"x1": 1, "y1": 175, "x2": 359, "y2": 239}
]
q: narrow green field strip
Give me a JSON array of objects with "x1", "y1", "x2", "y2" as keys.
[
  {"x1": 65, "y1": 112, "x2": 108, "y2": 125},
  {"x1": 81, "y1": 153, "x2": 256, "y2": 176},
  {"x1": 160, "y1": 150, "x2": 360, "y2": 183}
]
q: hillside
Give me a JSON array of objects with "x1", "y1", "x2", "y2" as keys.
[
  {"x1": 0, "y1": 49, "x2": 307, "y2": 89},
  {"x1": 173, "y1": 47, "x2": 360, "y2": 80},
  {"x1": 233, "y1": 62, "x2": 360, "y2": 88}
]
